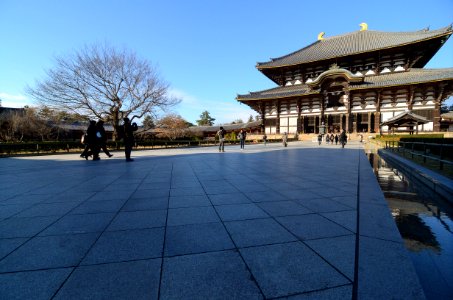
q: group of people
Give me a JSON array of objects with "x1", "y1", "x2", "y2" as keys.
[
  {"x1": 216, "y1": 127, "x2": 249, "y2": 152},
  {"x1": 216, "y1": 128, "x2": 292, "y2": 151},
  {"x1": 80, "y1": 117, "x2": 137, "y2": 162},
  {"x1": 317, "y1": 130, "x2": 348, "y2": 147}
]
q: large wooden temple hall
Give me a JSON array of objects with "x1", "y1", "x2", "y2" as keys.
[{"x1": 237, "y1": 24, "x2": 453, "y2": 135}]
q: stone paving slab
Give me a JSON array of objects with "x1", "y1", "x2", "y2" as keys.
[{"x1": 0, "y1": 141, "x2": 425, "y2": 299}]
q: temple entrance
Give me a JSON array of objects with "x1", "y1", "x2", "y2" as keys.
[
  {"x1": 357, "y1": 113, "x2": 369, "y2": 132},
  {"x1": 330, "y1": 115, "x2": 341, "y2": 133},
  {"x1": 304, "y1": 116, "x2": 315, "y2": 133}
]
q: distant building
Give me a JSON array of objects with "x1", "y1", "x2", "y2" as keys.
[
  {"x1": 188, "y1": 120, "x2": 262, "y2": 138},
  {"x1": 440, "y1": 111, "x2": 453, "y2": 131},
  {"x1": 0, "y1": 107, "x2": 25, "y2": 116},
  {"x1": 237, "y1": 24, "x2": 453, "y2": 134}
]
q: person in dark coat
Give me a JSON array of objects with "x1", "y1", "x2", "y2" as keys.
[
  {"x1": 80, "y1": 120, "x2": 99, "y2": 160},
  {"x1": 96, "y1": 120, "x2": 113, "y2": 158},
  {"x1": 317, "y1": 134, "x2": 322, "y2": 145},
  {"x1": 217, "y1": 126, "x2": 226, "y2": 152},
  {"x1": 238, "y1": 129, "x2": 247, "y2": 149},
  {"x1": 123, "y1": 117, "x2": 138, "y2": 162},
  {"x1": 340, "y1": 129, "x2": 347, "y2": 148}
]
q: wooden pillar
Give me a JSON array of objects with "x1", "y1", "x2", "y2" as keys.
[
  {"x1": 321, "y1": 92, "x2": 327, "y2": 125},
  {"x1": 276, "y1": 100, "x2": 281, "y2": 134},
  {"x1": 433, "y1": 84, "x2": 446, "y2": 132},
  {"x1": 374, "y1": 90, "x2": 381, "y2": 133},
  {"x1": 344, "y1": 89, "x2": 352, "y2": 133},
  {"x1": 353, "y1": 113, "x2": 358, "y2": 133},
  {"x1": 260, "y1": 102, "x2": 265, "y2": 134},
  {"x1": 345, "y1": 114, "x2": 350, "y2": 133},
  {"x1": 407, "y1": 87, "x2": 414, "y2": 111},
  {"x1": 340, "y1": 113, "x2": 344, "y2": 131},
  {"x1": 300, "y1": 116, "x2": 304, "y2": 133},
  {"x1": 433, "y1": 103, "x2": 441, "y2": 132},
  {"x1": 297, "y1": 99, "x2": 302, "y2": 133},
  {"x1": 367, "y1": 112, "x2": 372, "y2": 133}
]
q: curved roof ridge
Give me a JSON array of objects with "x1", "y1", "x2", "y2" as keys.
[
  {"x1": 257, "y1": 40, "x2": 320, "y2": 66},
  {"x1": 237, "y1": 83, "x2": 308, "y2": 98}
]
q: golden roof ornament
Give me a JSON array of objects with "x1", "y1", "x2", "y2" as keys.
[
  {"x1": 317, "y1": 32, "x2": 325, "y2": 41},
  {"x1": 329, "y1": 63, "x2": 339, "y2": 69},
  {"x1": 359, "y1": 23, "x2": 368, "y2": 31}
]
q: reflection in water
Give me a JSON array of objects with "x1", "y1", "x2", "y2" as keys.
[{"x1": 367, "y1": 153, "x2": 453, "y2": 300}]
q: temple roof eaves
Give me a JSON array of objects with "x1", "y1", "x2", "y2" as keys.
[{"x1": 237, "y1": 68, "x2": 453, "y2": 101}]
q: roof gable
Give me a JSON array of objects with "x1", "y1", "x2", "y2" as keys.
[{"x1": 381, "y1": 110, "x2": 429, "y2": 127}]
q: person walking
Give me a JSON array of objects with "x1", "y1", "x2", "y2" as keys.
[
  {"x1": 317, "y1": 134, "x2": 322, "y2": 145},
  {"x1": 340, "y1": 129, "x2": 347, "y2": 148},
  {"x1": 334, "y1": 134, "x2": 339, "y2": 145},
  {"x1": 263, "y1": 134, "x2": 267, "y2": 146},
  {"x1": 238, "y1": 129, "x2": 246, "y2": 149},
  {"x1": 217, "y1": 126, "x2": 226, "y2": 152},
  {"x1": 123, "y1": 117, "x2": 138, "y2": 162},
  {"x1": 96, "y1": 120, "x2": 113, "y2": 158},
  {"x1": 80, "y1": 120, "x2": 98, "y2": 160},
  {"x1": 282, "y1": 132, "x2": 288, "y2": 147}
]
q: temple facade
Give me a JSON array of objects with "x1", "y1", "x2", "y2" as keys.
[{"x1": 237, "y1": 24, "x2": 453, "y2": 135}]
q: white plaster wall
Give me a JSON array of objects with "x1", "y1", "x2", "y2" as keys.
[{"x1": 288, "y1": 117, "x2": 297, "y2": 126}]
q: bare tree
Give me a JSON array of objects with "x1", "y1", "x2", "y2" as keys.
[
  {"x1": 27, "y1": 43, "x2": 180, "y2": 139},
  {"x1": 155, "y1": 114, "x2": 190, "y2": 140}
]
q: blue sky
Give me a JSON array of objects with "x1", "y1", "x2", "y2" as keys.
[{"x1": 1, "y1": 0, "x2": 452, "y2": 124}]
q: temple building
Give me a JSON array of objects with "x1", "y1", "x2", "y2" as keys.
[{"x1": 236, "y1": 24, "x2": 453, "y2": 135}]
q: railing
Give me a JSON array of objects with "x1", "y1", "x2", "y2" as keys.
[
  {"x1": 1, "y1": 138, "x2": 279, "y2": 156},
  {"x1": 385, "y1": 141, "x2": 453, "y2": 170}
]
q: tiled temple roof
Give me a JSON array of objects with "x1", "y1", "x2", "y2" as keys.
[
  {"x1": 237, "y1": 68, "x2": 453, "y2": 101},
  {"x1": 257, "y1": 26, "x2": 452, "y2": 69}
]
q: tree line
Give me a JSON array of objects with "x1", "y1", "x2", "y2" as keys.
[
  {"x1": 1, "y1": 42, "x2": 260, "y2": 143},
  {"x1": 0, "y1": 107, "x2": 259, "y2": 143}
]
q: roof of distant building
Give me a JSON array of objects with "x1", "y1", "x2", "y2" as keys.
[
  {"x1": 380, "y1": 110, "x2": 429, "y2": 127},
  {"x1": 441, "y1": 111, "x2": 453, "y2": 120},
  {"x1": 189, "y1": 120, "x2": 262, "y2": 133}
]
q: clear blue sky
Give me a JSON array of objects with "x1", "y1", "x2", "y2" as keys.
[{"x1": 1, "y1": 0, "x2": 452, "y2": 124}]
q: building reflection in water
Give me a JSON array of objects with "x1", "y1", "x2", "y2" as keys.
[{"x1": 367, "y1": 153, "x2": 453, "y2": 300}]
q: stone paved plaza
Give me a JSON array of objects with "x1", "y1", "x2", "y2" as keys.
[{"x1": 0, "y1": 141, "x2": 425, "y2": 299}]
